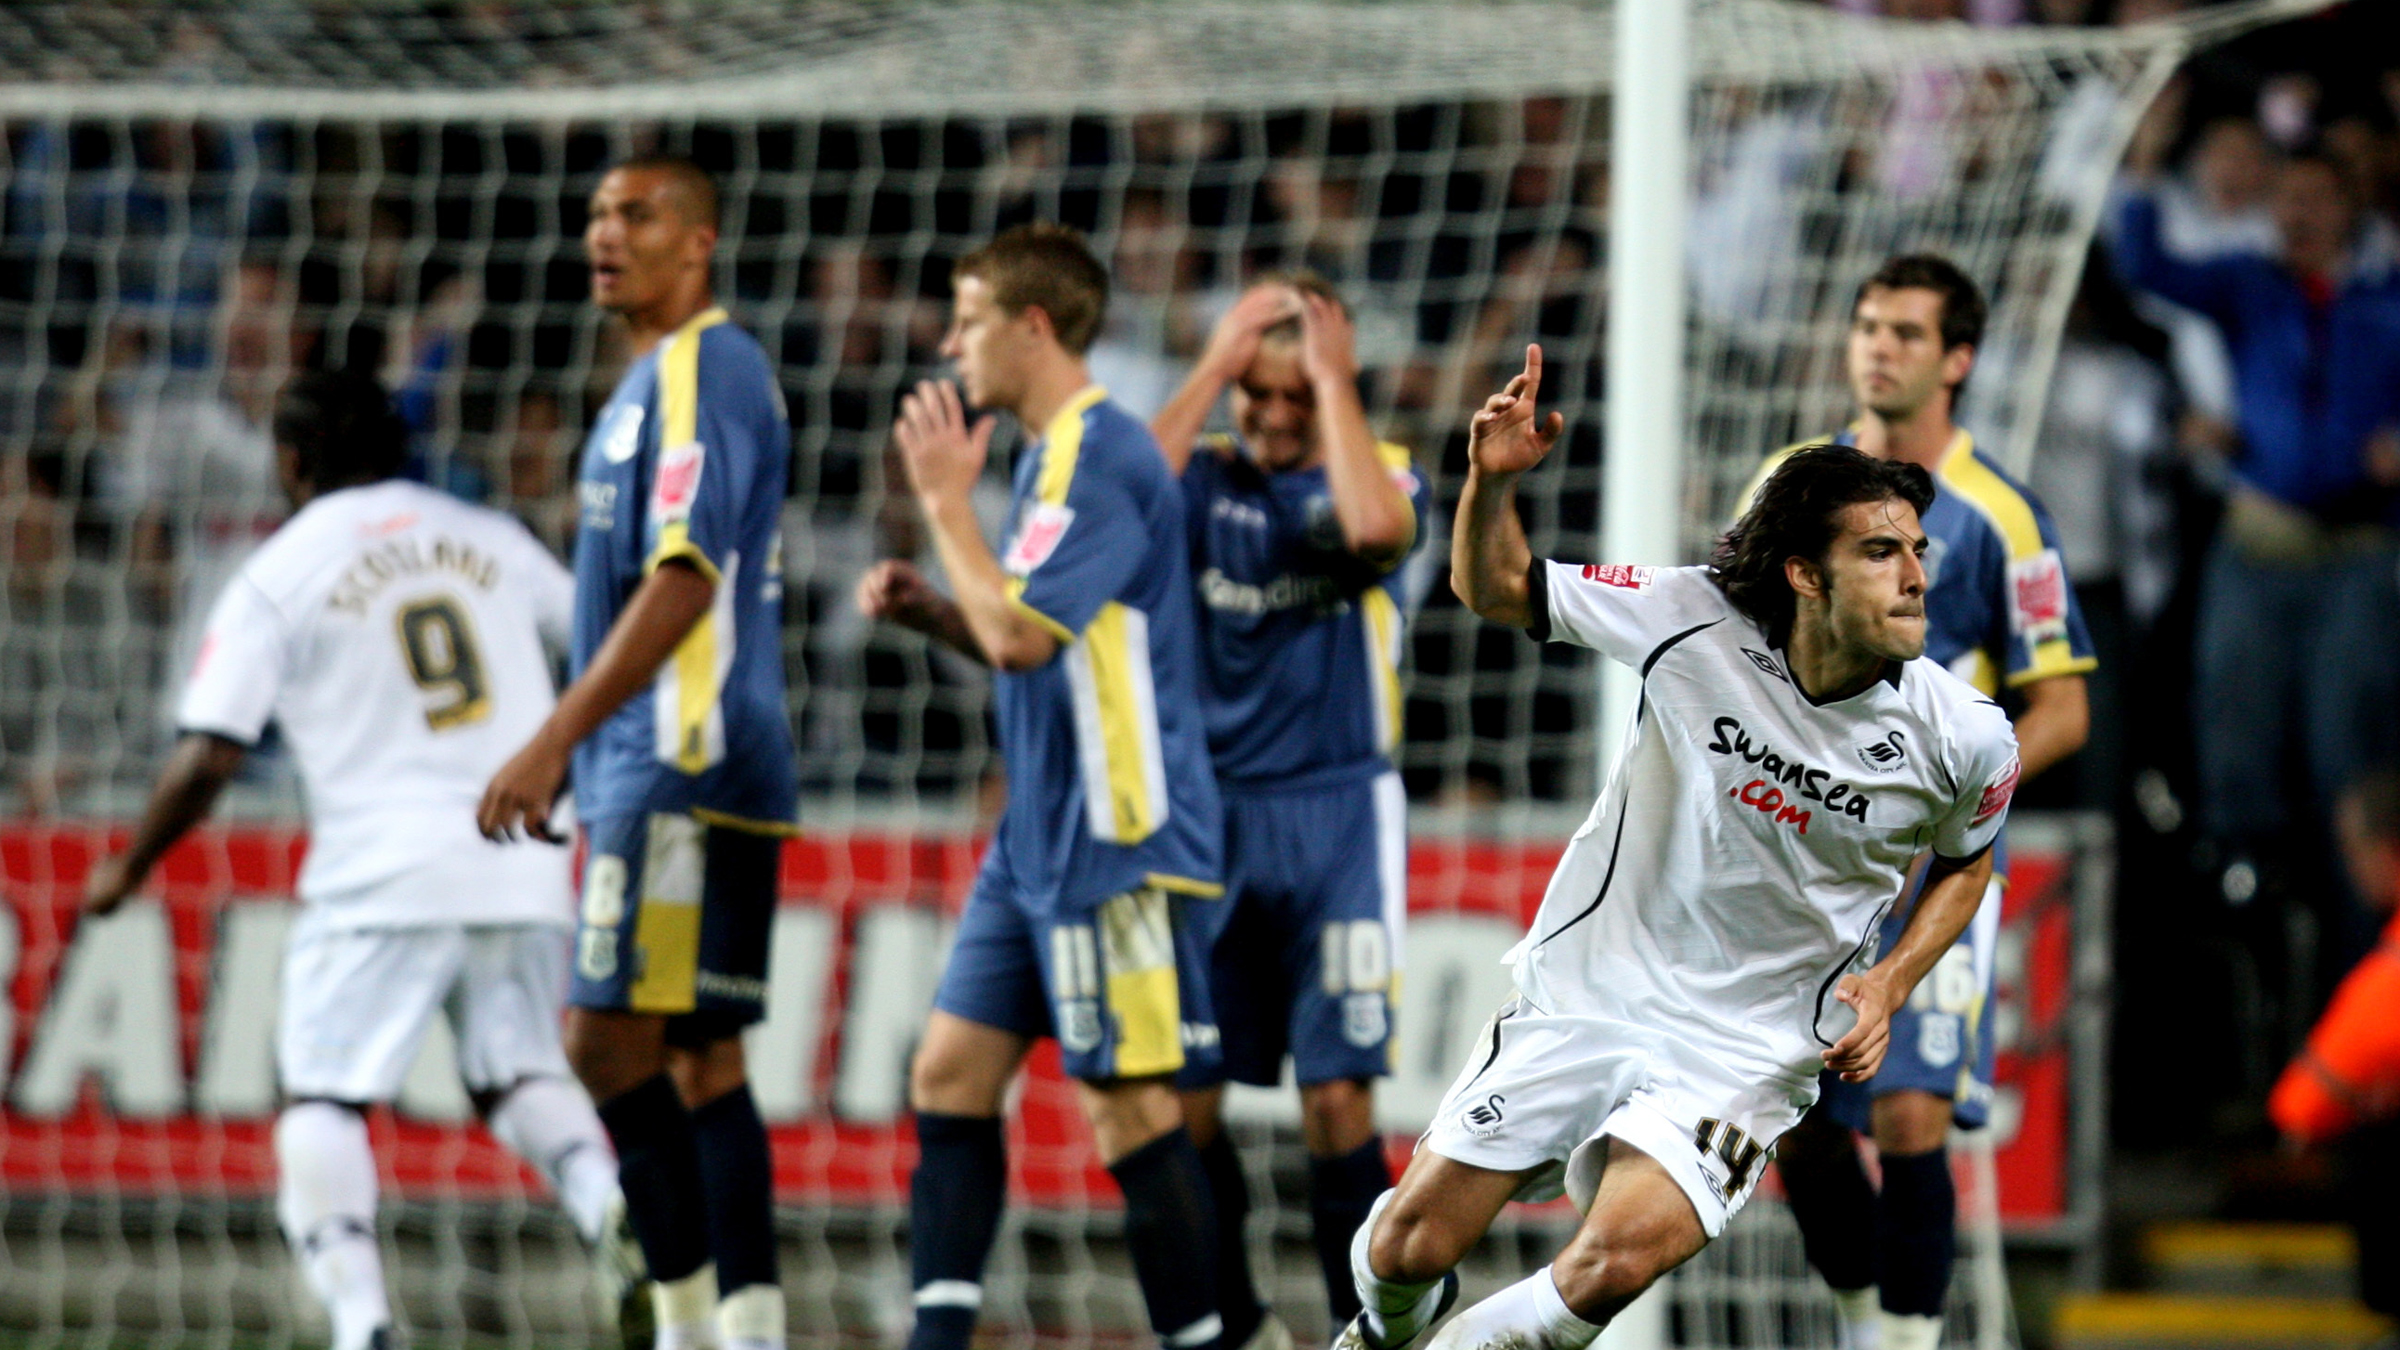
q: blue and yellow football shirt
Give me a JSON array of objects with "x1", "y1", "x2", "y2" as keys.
[
  {"x1": 991, "y1": 386, "x2": 1221, "y2": 915},
  {"x1": 1747, "y1": 428, "x2": 2097, "y2": 695},
  {"x1": 571, "y1": 306, "x2": 798, "y2": 830},
  {"x1": 1181, "y1": 434, "x2": 1430, "y2": 788}
]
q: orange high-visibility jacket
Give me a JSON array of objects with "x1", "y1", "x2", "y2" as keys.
[{"x1": 2271, "y1": 910, "x2": 2400, "y2": 1143}]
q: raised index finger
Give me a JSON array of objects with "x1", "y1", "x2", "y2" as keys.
[{"x1": 1522, "y1": 344, "x2": 1545, "y2": 399}]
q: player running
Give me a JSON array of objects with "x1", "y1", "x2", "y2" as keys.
[
  {"x1": 479, "y1": 156, "x2": 798, "y2": 1350},
  {"x1": 1746, "y1": 256, "x2": 2093, "y2": 1350},
  {"x1": 1148, "y1": 274, "x2": 1428, "y2": 1343},
  {"x1": 1335, "y1": 348, "x2": 2022, "y2": 1350},
  {"x1": 84, "y1": 370, "x2": 637, "y2": 1350},
  {"x1": 857, "y1": 224, "x2": 1227, "y2": 1350}
]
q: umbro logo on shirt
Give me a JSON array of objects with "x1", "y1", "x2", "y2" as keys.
[{"x1": 1740, "y1": 648, "x2": 1787, "y2": 683}]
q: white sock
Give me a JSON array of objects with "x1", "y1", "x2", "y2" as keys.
[
  {"x1": 1878, "y1": 1312, "x2": 1943, "y2": 1350},
  {"x1": 1832, "y1": 1287, "x2": 1881, "y2": 1350},
  {"x1": 718, "y1": 1282, "x2": 785, "y2": 1350},
  {"x1": 275, "y1": 1102, "x2": 390, "y2": 1350},
  {"x1": 485, "y1": 1075, "x2": 620, "y2": 1243},
  {"x1": 653, "y1": 1263, "x2": 720, "y2": 1350},
  {"x1": 1352, "y1": 1189, "x2": 1446, "y2": 1346},
  {"x1": 1425, "y1": 1266, "x2": 1602, "y2": 1350}
]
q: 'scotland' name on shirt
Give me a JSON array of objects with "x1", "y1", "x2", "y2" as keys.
[{"x1": 327, "y1": 536, "x2": 501, "y2": 615}]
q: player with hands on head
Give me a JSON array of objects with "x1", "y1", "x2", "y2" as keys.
[
  {"x1": 479, "y1": 155, "x2": 798, "y2": 1350},
  {"x1": 1145, "y1": 272, "x2": 1428, "y2": 1344},
  {"x1": 1331, "y1": 347, "x2": 2020, "y2": 1350},
  {"x1": 85, "y1": 369, "x2": 639, "y2": 1350},
  {"x1": 860, "y1": 224, "x2": 1230, "y2": 1350}
]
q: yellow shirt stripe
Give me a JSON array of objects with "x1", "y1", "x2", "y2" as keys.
[
  {"x1": 647, "y1": 306, "x2": 734, "y2": 776},
  {"x1": 1362, "y1": 587, "x2": 1405, "y2": 754},
  {"x1": 1034, "y1": 385, "x2": 1109, "y2": 507},
  {"x1": 1935, "y1": 433, "x2": 2098, "y2": 688},
  {"x1": 1070, "y1": 601, "x2": 1165, "y2": 843}
]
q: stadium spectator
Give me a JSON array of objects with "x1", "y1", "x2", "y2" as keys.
[
  {"x1": 2114, "y1": 150, "x2": 2400, "y2": 964},
  {"x1": 2111, "y1": 97, "x2": 2279, "y2": 427},
  {"x1": 2023, "y1": 258, "x2": 2179, "y2": 810},
  {"x1": 88, "y1": 258, "x2": 308, "y2": 753}
]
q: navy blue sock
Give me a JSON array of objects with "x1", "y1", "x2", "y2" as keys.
[
  {"x1": 595, "y1": 1074, "x2": 711, "y2": 1284},
  {"x1": 1308, "y1": 1139, "x2": 1390, "y2": 1323},
  {"x1": 691, "y1": 1084, "x2": 779, "y2": 1296},
  {"x1": 1875, "y1": 1148, "x2": 1955, "y2": 1317},
  {"x1": 1196, "y1": 1132, "x2": 1262, "y2": 1346},
  {"x1": 907, "y1": 1112, "x2": 1007, "y2": 1350},
  {"x1": 1108, "y1": 1127, "x2": 1221, "y2": 1350},
  {"x1": 1778, "y1": 1141, "x2": 1877, "y2": 1293}
]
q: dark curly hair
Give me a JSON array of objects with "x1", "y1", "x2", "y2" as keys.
[
  {"x1": 274, "y1": 368, "x2": 409, "y2": 492},
  {"x1": 1711, "y1": 443, "x2": 1934, "y2": 645}
]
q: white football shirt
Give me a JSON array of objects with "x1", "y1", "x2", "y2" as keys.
[
  {"x1": 1513, "y1": 562, "x2": 2020, "y2": 1091},
  {"x1": 179, "y1": 480, "x2": 576, "y2": 927}
]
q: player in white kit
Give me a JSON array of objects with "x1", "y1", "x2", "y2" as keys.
[
  {"x1": 1331, "y1": 348, "x2": 2024, "y2": 1350},
  {"x1": 82, "y1": 371, "x2": 639, "y2": 1350}
]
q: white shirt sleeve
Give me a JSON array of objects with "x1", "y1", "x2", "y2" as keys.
[
  {"x1": 175, "y1": 575, "x2": 290, "y2": 745},
  {"x1": 516, "y1": 527, "x2": 576, "y2": 659},
  {"x1": 1532, "y1": 561, "x2": 1728, "y2": 669},
  {"x1": 1932, "y1": 698, "x2": 2021, "y2": 860}
]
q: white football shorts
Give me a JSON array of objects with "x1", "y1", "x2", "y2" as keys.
[
  {"x1": 279, "y1": 908, "x2": 574, "y2": 1104},
  {"x1": 1422, "y1": 994, "x2": 1817, "y2": 1237}
]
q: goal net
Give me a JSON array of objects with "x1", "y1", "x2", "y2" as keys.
[{"x1": 0, "y1": 0, "x2": 2218, "y2": 1344}]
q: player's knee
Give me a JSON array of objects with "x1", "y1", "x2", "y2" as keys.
[
  {"x1": 908, "y1": 1040, "x2": 1002, "y2": 1117},
  {"x1": 1299, "y1": 1077, "x2": 1377, "y2": 1156},
  {"x1": 1367, "y1": 1187, "x2": 1471, "y2": 1284},
  {"x1": 666, "y1": 1034, "x2": 748, "y2": 1108},
  {"x1": 563, "y1": 1019, "x2": 654, "y2": 1105},
  {"x1": 1870, "y1": 1089, "x2": 1952, "y2": 1155},
  {"x1": 1550, "y1": 1236, "x2": 1671, "y2": 1323}
]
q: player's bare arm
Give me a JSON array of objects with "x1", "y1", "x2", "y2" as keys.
[
  {"x1": 1823, "y1": 846, "x2": 1996, "y2": 1082},
  {"x1": 1452, "y1": 344, "x2": 1564, "y2": 629},
  {"x1": 895, "y1": 377, "x2": 1059, "y2": 673},
  {"x1": 2012, "y1": 673, "x2": 2090, "y2": 780},
  {"x1": 856, "y1": 558, "x2": 987, "y2": 663},
  {"x1": 477, "y1": 559, "x2": 714, "y2": 842},
  {"x1": 82, "y1": 732, "x2": 250, "y2": 916},
  {"x1": 1149, "y1": 283, "x2": 1293, "y2": 473},
  {"x1": 1299, "y1": 289, "x2": 1415, "y2": 568}
]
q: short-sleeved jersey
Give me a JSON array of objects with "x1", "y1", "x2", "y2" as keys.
[
  {"x1": 1745, "y1": 430, "x2": 2097, "y2": 696},
  {"x1": 989, "y1": 386, "x2": 1222, "y2": 915},
  {"x1": 1513, "y1": 562, "x2": 2021, "y2": 1090},
  {"x1": 1180, "y1": 434, "x2": 1431, "y2": 788},
  {"x1": 178, "y1": 480, "x2": 576, "y2": 926},
  {"x1": 571, "y1": 307, "x2": 798, "y2": 831}
]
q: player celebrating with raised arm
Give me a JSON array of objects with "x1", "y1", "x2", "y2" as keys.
[
  {"x1": 1149, "y1": 274, "x2": 1428, "y2": 1344},
  {"x1": 1747, "y1": 256, "x2": 2094, "y2": 1350},
  {"x1": 85, "y1": 371, "x2": 637, "y2": 1350},
  {"x1": 856, "y1": 224, "x2": 1227, "y2": 1350},
  {"x1": 478, "y1": 156, "x2": 797, "y2": 1350},
  {"x1": 1333, "y1": 348, "x2": 2022, "y2": 1350}
]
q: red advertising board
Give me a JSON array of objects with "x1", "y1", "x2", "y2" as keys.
[{"x1": 0, "y1": 823, "x2": 2084, "y2": 1225}]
